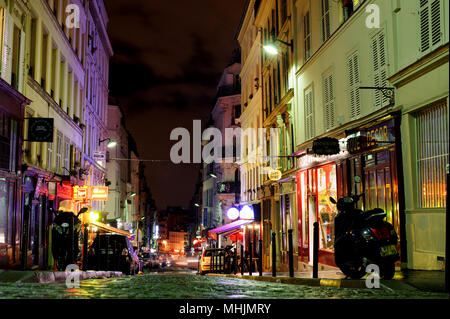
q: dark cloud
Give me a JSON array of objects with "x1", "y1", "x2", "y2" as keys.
[{"x1": 106, "y1": 0, "x2": 246, "y2": 209}]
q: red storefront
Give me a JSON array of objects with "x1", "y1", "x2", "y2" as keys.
[{"x1": 296, "y1": 115, "x2": 404, "y2": 268}]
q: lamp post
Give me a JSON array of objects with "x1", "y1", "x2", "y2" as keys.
[
  {"x1": 99, "y1": 138, "x2": 117, "y2": 149},
  {"x1": 263, "y1": 37, "x2": 293, "y2": 55}
]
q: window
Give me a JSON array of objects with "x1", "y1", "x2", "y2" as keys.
[
  {"x1": 321, "y1": 0, "x2": 331, "y2": 42},
  {"x1": 0, "y1": 7, "x2": 4, "y2": 77},
  {"x1": 304, "y1": 86, "x2": 314, "y2": 140},
  {"x1": 419, "y1": 0, "x2": 443, "y2": 53},
  {"x1": 280, "y1": 0, "x2": 287, "y2": 24},
  {"x1": 56, "y1": 133, "x2": 62, "y2": 174},
  {"x1": 0, "y1": 111, "x2": 10, "y2": 170},
  {"x1": 304, "y1": 11, "x2": 311, "y2": 60},
  {"x1": 347, "y1": 51, "x2": 361, "y2": 119},
  {"x1": 323, "y1": 71, "x2": 335, "y2": 131},
  {"x1": 64, "y1": 138, "x2": 70, "y2": 175},
  {"x1": 416, "y1": 100, "x2": 448, "y2": 208},
  {"x1": 371, "y1": 30, "x2": 389, "y2": 109},
  {"x1": 47, "y1": 140, "x2": 53, "y2": 171}
]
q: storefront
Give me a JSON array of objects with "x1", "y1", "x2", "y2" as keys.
[
  {"x1": 0, "y1": 78, "x2": 30, "y2": 269},
  {"x1": 296, "y1": 115, "x2": 403, "y2": 268}
]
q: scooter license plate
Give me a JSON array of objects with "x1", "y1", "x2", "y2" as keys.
[{"x1": 380, "y1": 245, "x2": 397, "y2": 257}]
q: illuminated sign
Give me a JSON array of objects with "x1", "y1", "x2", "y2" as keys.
[
  {"x1": 90, "y1": 186, "x2": 109, "y2": 201},
  {"x1": 240, "y1": 205, "x2": 254, "y2": 220},
  {"x1": 226, "y1": 207, "x2": 240, "y2": 220},
  {"x1": 347, "y1": 119, "x2": 395, "y2": 154},
  {"x1": 268, "y1": 169, "x2": 282, "y2": 181},
  {"x1": 73, "y1": 186, "x2": 88, "y2": 200}
]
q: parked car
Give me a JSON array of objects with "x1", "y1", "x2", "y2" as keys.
[
  {"x1": 139, "y1": 252, "x2": 159, "y2": 269},
  {"x1": 87, "y1": 234, "x2": 140, "y2": 275},
  {"x1": 199, "y1": 247, "x2": 235, "y2": 275}
]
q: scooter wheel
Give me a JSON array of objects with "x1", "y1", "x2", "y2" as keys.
[{"x1": 380, "y1": 262, "x2": 395, "y2": 280}]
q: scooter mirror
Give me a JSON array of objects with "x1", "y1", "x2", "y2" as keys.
[
  {"x1": 329, "y1": 197, "x2": 337, "y2": 204},
  {"x1": 354, "y1": 175, "x2": 362, "y2": 183},
  {"x1": 77, "y1": 207, "x2": 89, "y2": 217}
]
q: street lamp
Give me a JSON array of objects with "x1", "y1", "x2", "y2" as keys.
[
  {"x1": 99, "y1": 138, "x2": 117, "y2": 148},
  {"x1": 263, "y1": 38, "x2": 293, "y2": 55}
]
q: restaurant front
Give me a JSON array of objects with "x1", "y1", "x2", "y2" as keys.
[{"x1": 296, "y1": 114, "x2": 404, "y2": 268}]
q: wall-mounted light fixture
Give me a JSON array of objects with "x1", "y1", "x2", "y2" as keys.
[{"x1": 99, "y1": 138, "x2": 117, "y2": 148}]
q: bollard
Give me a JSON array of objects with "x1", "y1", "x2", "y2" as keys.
[
  {"x1": 234, "y1": 244, "x2": 237, "y2": 275},
  {"x1": 96, "y1": 230, "x2": 101, "y2": 270},
  {"x1": 445, "y1": 172, "x2": 449, "y2": 292},
  {"x1": 313, "y1": 222, "x2": 319, "y2": 278},
  {"x1": 249, "y1": 240, "x2": 253, "y2": 276},
  {"x1": 83, "y1": 223, "x2": 88, "y2": 270},
  {"x1": 271, "y1": 232, "x2": 276, "y2": 277},
  {"x1": 259, "y1": 239, "x2": 263, "y2": 276},
  {"x1": 288, "y1": 229, "x2": 294, "y2": 278},
  {"x1": 240, "y1": 244, "x2": 244, "y2": 275},
  {"x1": 211, "y1": 251, "x2": 215, "y2": 273}
]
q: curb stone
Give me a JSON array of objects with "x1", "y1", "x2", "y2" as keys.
[{"x1": 0, "y1": 270, "x2": 124, "y2": 283}]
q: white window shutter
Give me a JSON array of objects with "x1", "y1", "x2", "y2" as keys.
[
  {"x1": 348, "y1": 52, "x2": 361, "y2": 119},
  {"x1": 372, "y1": 31, "x2": 389, "y2": 109},
  {"x1": 420, "y1": 0, "x2": 442, "y2": 53}
]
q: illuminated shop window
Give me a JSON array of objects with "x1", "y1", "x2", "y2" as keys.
[
  {"x1": 416, "y1": 100, "x2": 448, "y2": 208},
  {"x1": 317, "y1": 165, "x2": 337, "y2": 250}
]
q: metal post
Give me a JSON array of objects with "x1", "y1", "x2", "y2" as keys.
[
  {"x1": 240, "y1": 244, "x2": 244, "y2": 275},
  {"x1": 234, "y1": 242, "x2": 237, "y2": 275},
  {"x1": 211, "y1": 251, "x2": 215, "y2": 273},
  {"x1": 249, "y1": 240, "x2": 253, "y2": 276},
  {"x1": 259, "y1": 239, "x2": 263, "y2": 276},
  {"x1": 96, "y1": 230, "x2": 100, "y2": 270},
  {"x1": 313, "y1": 222, "x2": 319, "y2": 278},
  {"x1": 271, "y1": 231, "x2": 276, "y2": 277},
  {"x1": 82, "y1": 223, "x2": 88, "y2": 270},
  {"x1": 288, "y1": 229, "x2": 294, "y2": 278}
]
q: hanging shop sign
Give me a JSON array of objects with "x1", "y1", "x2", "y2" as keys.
[
  {"x1": 346, "y1": 118, "x2": 395, "y2": 154},
  {"x1": 268, "y1": 169, "x2": 282, "y2": 181},
  {"x1": 312, "y1": 137, "x2": 340, "y2": 155},
  {"x1": 90, "y1": 186, "x2": 109, "y2": 201},
  {"x1": 73, "y1": 185, "x2": 88, "y2": 200},
  {"x1": 27, "y1": 118, "x2": 54, "y2": 142}
]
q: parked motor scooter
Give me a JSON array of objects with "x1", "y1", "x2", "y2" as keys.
[
  {"x1": 331, "y1": 178, "x2": 399, "y2": 279},
  {"x1": 50, "y1": 204, "x2": 88, "y2": 270}
]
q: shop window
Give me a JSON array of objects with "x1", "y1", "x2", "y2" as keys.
[
  {"x1": 0, "y1": 111, "x2": 10, "y2": 170},
  {"x1": 317, "y1": 165, "x2": 337, "y2": 251},
  {"x1": 416, "y1": 100, "x2": 448, "y2": 208}
]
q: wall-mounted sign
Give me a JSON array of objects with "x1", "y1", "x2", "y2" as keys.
[
  {"x1": 346, "y1": 119, "x2": 395, "y2": 154},
  {"x1": 27, "y1": 118, "x2": 54, "y2": 142},
  {"x1": 93, "y1": 152, "x2": 106, "y2": 161},
  {"x1": 268, "y1": 169, "x2": 282, "y2": 181},
  {"x1": 312, "y1": 137, "x2": 340, "y2": 155},
  {"x1": 90, "y1": 186, "x2": 109, "y2": 201}
]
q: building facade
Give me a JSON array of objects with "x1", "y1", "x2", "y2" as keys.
[
  {"x1": 0, "y1": 0, "x2": 113, "y2": 270},
  {"x1": 237, "y1": 0, "x2": 448, "y2": 272}
]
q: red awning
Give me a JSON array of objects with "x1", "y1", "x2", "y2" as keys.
[{"x1": 207, "y1": 219, "x2": 252, "y2": 240}]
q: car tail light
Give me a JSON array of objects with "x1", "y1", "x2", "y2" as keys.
[
  {"x1": 122, "y1": 248, "x2": 128, "y2": 256},
  {"x1": 371, "y1": 227, "x2": 390, "y2": 240}
]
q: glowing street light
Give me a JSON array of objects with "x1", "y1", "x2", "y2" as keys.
[{"x1": 263, "y1": 38, "x2": 293, "y2": 55}]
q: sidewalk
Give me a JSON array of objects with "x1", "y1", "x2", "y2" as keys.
[
  {"x1": 0, "y1": 269, "x2": 125, "y2": 283},
  {"x1": 206, "y1": 268, "x2": 448, "y2": 293}
]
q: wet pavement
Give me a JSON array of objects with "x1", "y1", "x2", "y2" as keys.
[{"x1": 0, "y1": 268, "x2": 447, "y2": 299}]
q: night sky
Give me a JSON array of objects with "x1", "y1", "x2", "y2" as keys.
[{"x1": 106, "y1": 1, "x2": 247, "y2": 210}]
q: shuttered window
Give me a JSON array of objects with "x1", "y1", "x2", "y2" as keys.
[
  {"x1": 419, "y1": 0, "x2": 442, "y2": 53},
  {"x1": 321, "y1": 0, "x2": 331, "y2": 43},
  {"x1": 0, "y1": 7, "x2": 4, "y2": 77},
  {"x1": 304, "y1": 11, "x2": 311, "y2": 60},
  {"x1": 347, "y1": 51, "x2": 361, "y2": 119},
  {"x1": 304, "y1": 86, "x2": 314, "y2": 140},
  {"x1": 323, "y1": 71, "x2": 335, "y2": 130},
  {"x1": 371, "y1": 30, "x2": 389, "y2": 109},
  {"x1": 416, "y1": 100, "x2": 448, "y2": 208},
  {"x1": 56, "y1": 133, "x2": 62, "y2": 174}
]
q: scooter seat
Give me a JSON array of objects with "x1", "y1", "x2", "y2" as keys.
[{"x1": 364, "y1": 208, "x2": 386, "y2": 222}]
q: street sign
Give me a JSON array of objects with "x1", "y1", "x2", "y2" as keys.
[{"x1": 90, "y1": 186, "x2": 109, "y2": 201}]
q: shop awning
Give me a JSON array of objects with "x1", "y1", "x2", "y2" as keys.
[
  {"x1": 207, "y1": 219, "x2": 253, "y2": 240},
  {"x1": 90, "y1": 221, "x2": 131, "y2": 238}
]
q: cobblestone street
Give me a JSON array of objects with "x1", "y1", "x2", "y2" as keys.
[{"x1": 0, "y1": 270, "x2": 447, "y2": 299}]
